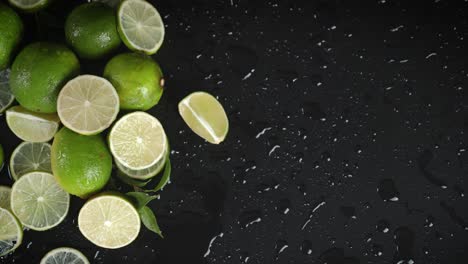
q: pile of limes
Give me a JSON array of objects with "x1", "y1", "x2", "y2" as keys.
[{"x1": 0, "y1": 0, "x2": 229, "y2": 258}]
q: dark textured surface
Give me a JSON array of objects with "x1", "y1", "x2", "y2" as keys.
[{"x1": 1, "y1": 0, "x2": 468, "y2": 263}]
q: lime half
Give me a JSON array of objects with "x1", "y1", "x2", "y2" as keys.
[
  {"x1": 11, "y1": 172, "x2": 70, "y2": 231},
  {"x1": 178, "y1": 91, "x2": 229, "y2": 144},
  {"x1": 116, "y1": 142, "x2": 167, "y2": 180},
  {"x1": 9, "y1": 142, "x2": 52, "y2": 180},
  {"x1": 40, "y1": 247, "x2": 90, "y2": 264},
  {"x1": 57, "y1": 75, "x2": 119, "y2": 135},
  {"x1": 78, "y1": 194, "x2": 140, "y2": 249},
  {"x1": 0, "y1": 186, "x2": 11, "y2": 210},
  {"x1": 8, "y1": 0, "x2": 49, "y2": 12},
  {"x1": 6, "y1": 106, "x2": 60, "y2": 142},
  {"x1": 0, "y1": 207, "x2": 23, "y2": 257},
  {"x1": 0, "y1": 69, "x2": 14, "y2": 113},
  {"x1": 117, "y1": 0, "x2": 165, "y2": 55}
]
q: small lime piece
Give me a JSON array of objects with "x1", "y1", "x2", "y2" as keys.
[
  {"x1": 0, "y1": 4, "x2": 23, "y2": 70},
  {"x1": 57, "y1": 75, "x2": 119, "y2": 135},
  {"x1": 178, "y1": 91, "x2": 229, "y2": 144},
  {"x1": 11, "y1": 172, "x2": 70, "y2": 231},
  {"x1": 0, "y1": 186, "x2": 11, "y2": 210},
  {"x1": 117, "y1": 0, "x2": 165, "y2": 55},
  {"x1": 40, "y1": 247, "x2": 90, "y2": 264},
  {"x1": 9, "y1": 142, "x2": 52, "y2": 180},
  {"x1": 0, "y1": 69, "x2": 15, "y2": 113},
  {"x1": 78, "y1": 194, "x2": 141, "y2": 249},
  {"x1": 0, "y1": 207, "x2": 23, "y2": 256},
  {"x1": 8, "y1": 0, "x2": 49, "y2": 12},
  {"x1": 6, "y1": 106, "x2": 60, "y2": 142}
]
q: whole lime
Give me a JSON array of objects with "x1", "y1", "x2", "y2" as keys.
[
  {"x1": 65, "y1": 2, "x2": 121, "y2": 59},
  {"x1": 0, "y1": 3, "x2": 23, "y2": 70},
  {"x1": 103, "y1": 53, "x2": 164, "y2": 110},
  {"x1": 51, "y1": 127, "x2": 112, "y2": 198},
  {"x1": 10, "y1": 42, "x2": 80, "y2": 113}
]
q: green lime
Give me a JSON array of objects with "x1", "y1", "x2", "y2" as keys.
[
  {"x1": 41, "y1": 247, "x2": 90, "y2": 264},
  {"x1": 9, "y1": 142, "x2": 52, "y2": 180},
  {"x1": 10, "y1": 42, "x2": 80, "y2": 113},
  {"x1": 65, "y1": 2, "x2": 121, "y2": 59},
  {"x1": 0, "y1": 207, "x2": 23, "y2": 256},
  {"x1": 8, "y1": 0, "x2": 49, "y2": 12},
  {"x1": 0, "y1": 3, "x2": 23, "y2": 70},
  {"x1": 51, "y1": 127, "x2": 112, "y2": 198},
  {"x1": 103, "y1": 53, "x2": 164, "y2": 110}
]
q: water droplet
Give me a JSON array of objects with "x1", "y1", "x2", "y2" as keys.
[
  {"x1": 238, "y1": 210, "x2": 262, "y2": 228},
  {"x1": 340, "y1": 206, "x2": 356, "y2": 219},
  {"x1": 277, "y1": 198, "x2": 291, "y2": 215},
  {"x1": 377, "y1": 179, "x2": 399, "y2": 202},
  {"x1": 274, "y1": 240, "x2": 288, "y2": 259},
  {"x1": 393, "y1": 227, "x2": 415, "y2": 261},
  {"x1": 300, "y1": 240, "x2": 312, "y2": 255},
  {"x1": 376, "y1": 219, "x2": 390, "y2": 233}
]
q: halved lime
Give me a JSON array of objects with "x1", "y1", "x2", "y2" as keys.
[
  {"x1": 0, "y1": 207, "x2": 22, "y2": 257},
  {"x1": 8, "y1": 0, "x2": 49, "y2": 12},
  {"x1": 0, "y1": 186, "x2": 11, "y2": 210},
  {"x1": 78, "y1": 194, "x2": 140, "y2": 249},
  {"x1": 6, "y1": 106, "x2": 60, "y2": 142},
  {"x1": 40, "y1": 247, "x2": 90, "y2": 264},
  {"x1": 11, "y1": 172, "x2": 70, "y2": 231},
  {"x1": 178, "y1": 91, "x2": 229, "y2": 144},
  {"x1": 57, "y1": 75, "x2": 119, "y2": 135},
  {"x1": 0, "y1": 69, "x2": 14, "y2": 113},
  {"x1": 115, "y1": 142, "x2": 167, "y2": 180},
  {"x1": 109, "y1": 111, "x2": 167, "y2": 170},
  {"x1": 117, "y1": 0, "x2": 165, "y2": 55},
  {"x1": 9, "y1": 142, "x2": 52, "y2": 180}
]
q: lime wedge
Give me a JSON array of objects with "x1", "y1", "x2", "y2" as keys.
[
  {"x1": 11, "y1": 172, "x2": 70, "y2": 231},
  {"x1": 6, "y1": 106, "x2": 60, "y2": 142},
  {"x1": 178, "y1": 91, "x2": 229, "y2": 144},
  {"x1": 115, "y1": 142, "x2": 167, "y2": 180},
  {"x1": 117, "y1": 0, "x2": 165, "y2": 55},
  {"x1": 109, "y1": 111, "x2": 167, "y2": 170},
  {"x1": 8, "y1": 0, "x2": 49, "y2": 12},
  {"x1": 0, "y1": 207, "x2": 23, "y2": 257},
  {"x1": 57, "y1": 75, "x2": 119, "y2": 135},
  {"x1": 40, "y1": 247, "x2": 89, "y2": 264},
  {"x1": 0, "y1": 69, "x2": 14, "y2": 114},
  {"x1": 0, "y1": 186, "x2": 11, "y2": 210},
  {"x1": 9, "y1": 142, "x2": 52, "y2": 180},
  {"x1": 78, "y1": 194, "x2": 140, "y2": 249}
]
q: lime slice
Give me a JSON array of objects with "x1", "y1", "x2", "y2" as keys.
[
  {"x1": 0, "y1": 207, "x2": 23, "y2": 257},
  {"x1": 8, "y1": 0, "x2": 49, "y2": 12},
  {"x1": 9, "y1": 142, "x2": 52, "y2": 180},
  {"x1": 40, "y1": 247, "x2": 90, "y2": 264},
  {"x1": 0, "y1": 69, "x2": 14, "y2": 114},
  {"x1": 78, "y1": 194, "x2": 140, "y2": 249},
  {"x1": 117, "y1": 0, "x2": 165, "y2": 55},
  {"x1": 11, "y1": 172, "x2": 70, "y2": 231},
  {"x1": 6, "y1": 106, "x2": 60, "y2": 142},
  {"x1": 115, "y1": 142, "x2": 167, "y2": 180},
  {"x1": 0, "y1": 186, "x2": 11, "y2": 210},
  {"x1": 109, "y1": 111, "x2": 167, "y2": 170},
  {"x1": 178, "y1": 91, "x2": 229, "y2": 144},
  {"x1": 57, "y1": 75, "x2": 119, "y2": 135}
]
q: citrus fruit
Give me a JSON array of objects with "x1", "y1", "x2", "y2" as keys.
[
  {"x1": 0, "y1": 186, "x2": 11, "y2": 210},
  {"x1": 115, "y1": 142, "x2": 168, "y2": 180},
  {"x1": 0, "y1": 207, "x2": 23, "y2": 256},
  {"x1": 65, "y1": 2, "x2": 121, "y2": 59},
  {"x1": 51, "y1": 127, "x2": 112, "y2": 198},
  {"x1": 57, "y1": 75, "x2": 119, "y2": 135},
  {"x1": 10, "y1": 42, "x2": 80, "y2": 113},
  {"x1": 178, "y1": 91, "x2": 229, "y2": 144},
  {"x1": 8, "y1": 0, "x2": 49, "y2": 12},
  {"x1": 11, "y1": 172, "x2": 70, "y2": 231},
  {"x1": 0, "y1": 4, "x2": 23, "y2": 70},
  {"x1": 0, "y1": 69, "x2": 15, "y2": 113},
  {"x1": 117, "y1": 0, "x2": 165, "y2": 55},
  {"x1": 6, "y1": 106, "x2": 60, "y2": 142},
  {"x1": 103, "y1": 53, "x2": 164, "y2": 110},
  {"x1": 40, "y1": 247, "x2": 90, "y2": 264},
  {"x1": 78, "y1": 194, "x2": 140, "y2": 249},
  {"x1": 109, "y1": 111, "x2": 167, "y2": 170},
  {"x1": 9, "y1": 142, "x2": 52, "y2": 180}
]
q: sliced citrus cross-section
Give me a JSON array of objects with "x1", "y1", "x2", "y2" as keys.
[
  {"x1": 6, "y1": 106, "x2": 60, "y2": 142},
  {"x1": 0, "y1": 207, "x2": 23, "y2": 257},
  {"x1": 9, "y1": 142, "x2": 52, "y2": 180},
  {"x1": 0, "y1": 69, "x2": 14, "y2": 114},
  {"x1": 0, "y1": 186, "x2": 11, "y2": 210},
  {"x1": 40, "y1": 247, "x2": 90, "y2": 264}
]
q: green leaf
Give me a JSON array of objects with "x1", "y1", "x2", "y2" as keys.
[
  {"x1": 126, "y1": 192, "x2": 158, "y2": 209},
  {"x1": 116, "y1": 170, "x2": 151, "y2": 187},
  {"x1": 139, "y1": 206, "x2": 163, "y2": 238},
  {"x1": 145, "y1": 156, "x2": 171, "y2": 193}
]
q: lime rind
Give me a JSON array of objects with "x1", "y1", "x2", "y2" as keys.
[
  {"x1": 0, "y1": 69, "x2": 14, "y2": 114},
  {"x1": 0, "y1": 207, "x2": 23, "y2": 257},
  {"x1": 40, "y1": 247, "x2": 90, "y2": 264},
  {"x1": 8, "y1": 0, "x2": 49, "y2": 12},
  {"x1": 9, "y1": 142, "x2": 52, "y2": 180}
]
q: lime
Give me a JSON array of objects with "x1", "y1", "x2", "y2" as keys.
[
  {"x1": 9, "y1": 142, "x2": 52, "y2": 180},
  {"x1": 40, "y1": 247, "x2": 90, "y2": 264},
  {"x1": 65, "y1": 2, "x2": 121, "y2": 59},
  {"x1": 0, "y1": 207, "x2": 23, "y2": 256},
  {"x1": 8, "y1": 0, "x2": 49, "y2": 12},
  {"x1": 0, "y1": 4, "x2": 23, "y2": 70},
  {"x1": 10, "y1": 42, "x2": 80, "y2": 113},
  {"x1": 109, "y1": 111, "x2": 167, "y2": 170},
  {"x1": 11, "y1": 172, "x2": 70, "y2": 231},
  {"x1": 117, "y1": 0, "x2": 165, "y2": 55},
  {"x1": 78, "y1": 194, "x2": 140, "y2": 249},
  {"x1": 0, "y1": 69, "x2": 15, "y2": 113},
  {"x1": 178, "y1": 91, "x2": 229, "y2": 144},
  {"x1": 103, "y1": 53, "x2": 164, "y2": 110},
  {"x1": 57, "y1": 75, "x2": 120, "y2": 135},
  {"x1": 6, "y1": 106, "x2": 60, "y2": 142},
  {"x1": 116, "y1": 142, "x2": 167, "y2": 180},
  {"x1": 0, "y1": 186, "x2": 11, "y2": 210},
  {"x1": 51, "y1": 127, "x2": 112, "y2": 198}
]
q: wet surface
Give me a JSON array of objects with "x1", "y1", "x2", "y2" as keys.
[{"x1": 1, "y1": 0, "x2": 468, "y2": 263}]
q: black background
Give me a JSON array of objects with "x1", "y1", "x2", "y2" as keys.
[{"x1": 1, "y1": 0, "x2": 468, "y2": 263}]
